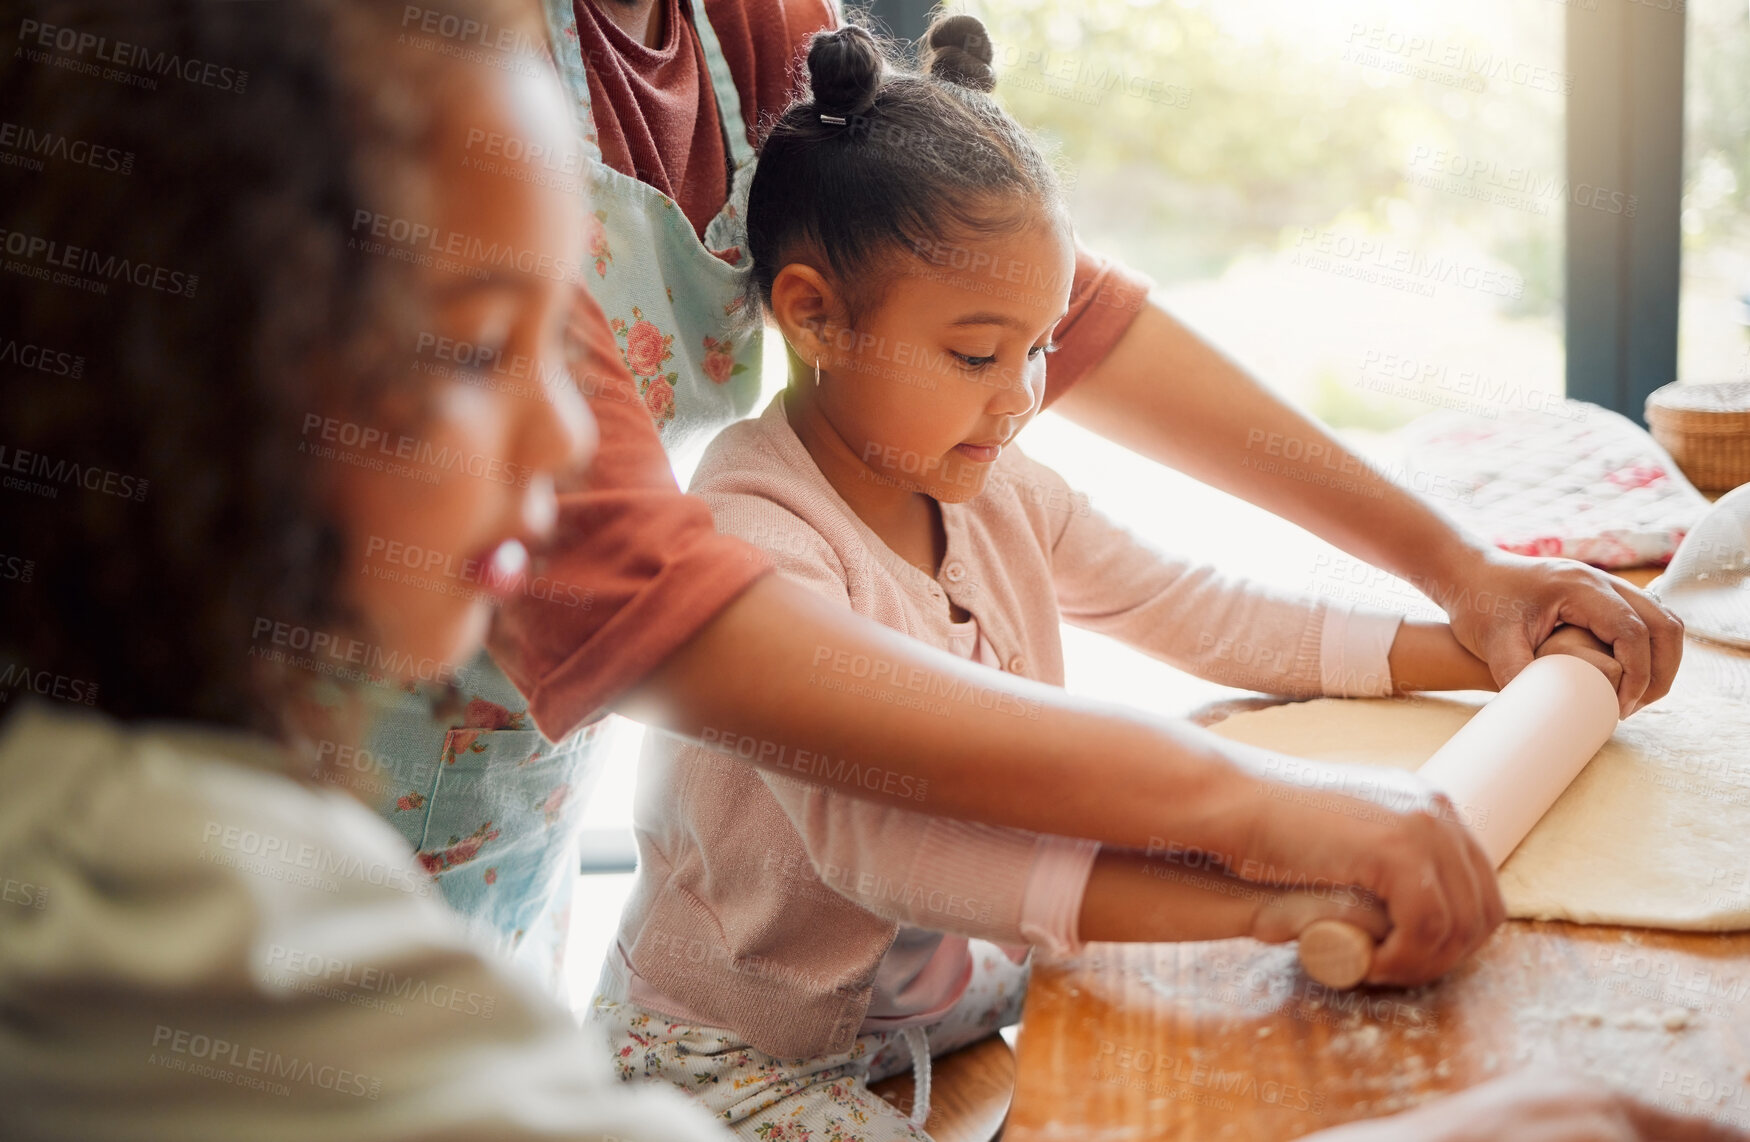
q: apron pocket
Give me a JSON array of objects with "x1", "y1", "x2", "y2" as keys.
[{"x1": 417, "y1": 724, "x2": 607, "y2": 946}]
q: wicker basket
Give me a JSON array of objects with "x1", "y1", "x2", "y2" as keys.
[{"x1": 1645, "y1": 380, "x2": 1750, "y2": 494}]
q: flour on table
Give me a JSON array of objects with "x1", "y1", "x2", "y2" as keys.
[{"x1": 1206, "y1": 692, "x2": 1750, "y2": 931}]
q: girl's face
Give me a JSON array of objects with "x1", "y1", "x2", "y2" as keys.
[
  {"x1": 812, "y1": 212, "x2": 1075, "y2": 503},
  {"x1": 330, "y1": 58, "x2": 594, "y2": 674}
]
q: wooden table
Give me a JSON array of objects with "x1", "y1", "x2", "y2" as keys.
[
  {"x1": 1008, "y1": 579, "x2": 1750, "y2": 1140},
  {"x1": 870, "y1": 1033, "x2": 1015, "y2": 1142}
]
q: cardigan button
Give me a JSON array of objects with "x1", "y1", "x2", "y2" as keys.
[
  {"x1": 1007, "y1": 655, "x2": 1027, "y2": 674},
  {"x1": 943, "y1": 561, "x2": 966, "y2": 583}
]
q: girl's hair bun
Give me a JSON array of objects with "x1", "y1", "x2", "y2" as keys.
[
  {"x1": 807, "y1": 25, "x2": 884, "y2": 118},
  {"x1": 924, "y1": 13, "x2": 995, "y2": 93}
]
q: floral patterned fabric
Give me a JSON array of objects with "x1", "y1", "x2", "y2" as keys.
[
  {"x1": 543, "y1": 0, "x2": 764, "y2": 447},
  {"x1": 588, "y1": 942, "x2": 1029, "y2": 1142},
  {"x1": 364, "y1": 654, "x2": 610, "y2": 995},
  {"x1": 1398, "y1": 402, "x2": 1711, "y2": 569},
  {"x1": 363, "y1": 0, "x2": 766, "y2": 997}
]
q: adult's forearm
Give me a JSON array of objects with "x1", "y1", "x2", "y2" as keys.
[
  {"x1": 617, "y1": 575, "x2": 1501, "y2": 983},
  {"x1": 1052, "y1": 303, "x2": 1486, "y2": 588},
  {"x1": 615, "y1": 575, "x2": 1258, "y2": 854}
]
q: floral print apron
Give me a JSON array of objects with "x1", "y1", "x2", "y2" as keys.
[
  {"x1": 547, "y1": 0, "x2": 763, "y2": 443},
  {"x1": 363, "y1": 0, "x2": 764, "y2": 996}
]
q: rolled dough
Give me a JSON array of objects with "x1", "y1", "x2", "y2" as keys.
[{"x1": 1206, "y1": 691, "x2": 1750, "y2": 931}]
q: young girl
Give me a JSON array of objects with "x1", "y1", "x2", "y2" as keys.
[
  {"x1": 591, "y1": 15, "x2": 1621, "y2": 1141},
  {"x1": 0, "y1": 1, "x2": 707, "y2": 1137}
]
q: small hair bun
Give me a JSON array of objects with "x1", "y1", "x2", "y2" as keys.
[
  {"x1": 807, "y1": 26, "x2": 884, "y2": 119},
  {"x1": 924, "y1": 14, "x2": 995, "y2": 93}
]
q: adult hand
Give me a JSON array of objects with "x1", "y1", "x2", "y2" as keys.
[
  {"x1": 1301, "y1": 1068, "x2": 1750, "y2": 1142},
  {"x1": 1438, "y1": 550, "x2": 1683, "y2": 718}
]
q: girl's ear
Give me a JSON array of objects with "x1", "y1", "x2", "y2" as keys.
[{"x1": 769, "y1": 263, "x2": 845, "y2": 361}]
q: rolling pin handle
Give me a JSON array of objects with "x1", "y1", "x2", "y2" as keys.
[{"x1": 1297, "y1": 919, "x2": 1375, "y2": 989}]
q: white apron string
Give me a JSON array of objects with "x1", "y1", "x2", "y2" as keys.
[{"x1": 899, "y1": 1024, "x2": 933, "y2": 1129}]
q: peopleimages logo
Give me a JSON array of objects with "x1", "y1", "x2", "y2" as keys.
[
  {"x1": 1291, "y1": 229, "x2": 1524, "y2": 300},
  {"x1": 0, "y1": 333, "x2": 83, "y2": 377},
  {"x1": 15, "y1": 18, "x2": 250, "y2": 92},
  {"x1": 0, "y1": 226, "x2": 198, "y2": 297},
  {"x1": 0, "y1": 120, "x2": 133, "y2": 174},
  {"x1": 808, "y1": 645, "x2": 1044, "y2": 719},
  {"x1": 1093, "y1": 1040, "x2": 1327, "y2": 1114},
  {"x1": 1342, "y1": 23, "x2": 1570, "y2": 96},
  {"x1": 700, "y1": 727, "x2": 932, "y2": 802},
  {"x1": 248, "y1": 617, "x2": 463, "y2": 688},
  {"x1": 0, "y1": 443, "x2": 148, "y2": 501},
  {"x1": 350, "y1": 210, "x2": 585, "y2": 285},
  {"x1": 300, "y1": 414, "x2": 533, "y2": 488},
  {"x1": 0, "y1": 663, "x2": 99, "y2": 706},
  {"x1": 264, "y1": 944, "x2": 496, "y2": 1018},
  {"x1": 200, "y1": 821, "x2": 432, "y2": 899},
  {"x1": 148, "y1": 1025, "x2": 380, "y2": 1099},
  {"x1": 1406, "y1": 145, "x2": 1637, "y2": 218}
]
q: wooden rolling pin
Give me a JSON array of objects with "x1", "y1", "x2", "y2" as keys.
[{"x1": 1295, "y1": 653, "x2": 1622, "y2": 988}]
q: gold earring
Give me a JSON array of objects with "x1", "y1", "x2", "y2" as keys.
[{"x1": 814, "y1": 357, "x2": 821, "y2": 387}]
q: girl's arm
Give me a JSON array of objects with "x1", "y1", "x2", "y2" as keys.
[
  {"x1": 1035, "y1": 445, "x2": 1501, "y2": 700},
  {"x1": 1051, "y1": 301, "x2": 1682, "y2": 716},
  {"x1": 619, "y1": 574, "x2": 1503, "y2": 986},
  {"x1": 1028, "y1": 448, "x2": 1394, "y2": 700},
  {"x1": 1386, "y1": 620, "x2": 1499, "y2": 693},
  {"x1": 1077, "y1": 847, "x2": 1391, "y2": 946},
  {"x1": 1382, "y1": 620, "x2": 1622, "y2": 694}
]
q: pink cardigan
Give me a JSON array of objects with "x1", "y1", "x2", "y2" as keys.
[{"x1": 613, "y1": 395, "x2": 1402, "y2": 1058}]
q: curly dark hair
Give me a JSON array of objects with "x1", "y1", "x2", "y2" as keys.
[{"x1": 0, "y1": 0, "x2": 527, "y2": 738}]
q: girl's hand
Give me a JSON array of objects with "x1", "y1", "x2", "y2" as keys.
[
  {"x1": 1242, "y1": 754, "x2": 1505, "y2": 986},
  {"x1": 1445, "y1": 550, "x2": 1682, "y2": 717},
  {"x1": 1248, "y1": 882, "x2": 1390, "y2": 948},
  {"x1": 1300, "y1": 1067, "x2": 1750, "y2": 1142},
  {"x1": 1534, "y1": 624, "x2": 1625, "y2": 692}
]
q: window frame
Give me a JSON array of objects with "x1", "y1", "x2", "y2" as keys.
[{"x1": 1564, "y1": 0, "x2": 1687, "y2": 422}]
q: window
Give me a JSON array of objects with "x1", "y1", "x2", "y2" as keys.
[
  {"x1": 1678, "y1": 0, "x2": 1750, "y2": 386},
  {"x1": 974, "y1": 0, "x2": 1570, "y2": 429}
]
